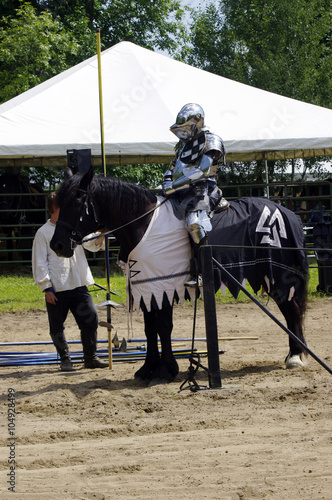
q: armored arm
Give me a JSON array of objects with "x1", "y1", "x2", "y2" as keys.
[
  {"x1": 163, "y1": 155, "x2": 216, "y2": 195},
  {"x1": 162, "y1": 158, "x2": 180, "y2": 195},
  {"x1": 204, "y1": 133, "x2": 226, "y2": 165}
]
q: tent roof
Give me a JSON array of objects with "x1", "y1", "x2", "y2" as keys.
[{"x1": 1, "y1": 41, "x2": 332, "y2": 167}]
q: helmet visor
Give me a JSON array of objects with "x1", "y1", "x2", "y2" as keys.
[{"x1": 170, "y1": 122, "x2": 194, "y2": 140}]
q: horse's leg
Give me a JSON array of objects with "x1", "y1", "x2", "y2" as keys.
[
  {"x1": 150, "y1": 297, "x2": 178, "y2": 382},
  {"x1": 134, "y1": 305, "x2": 160, "y2": 382},
  {"x1": 135, "y1": 294, "x2": 178, "y2": 383},
  {"x1": 276, "y1": 298, "x2": 307, "y2": 368}
]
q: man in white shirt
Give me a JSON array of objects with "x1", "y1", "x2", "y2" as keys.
[{"x1": 32, "y1": 192, "x2": 108, "y2": 371}]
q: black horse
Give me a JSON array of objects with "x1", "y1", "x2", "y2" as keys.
[
  {"x1": 50, "y1": 167, "x2": 308, "y2": 383},
  {"x1": 0, "y1": 173, "x2": 45, "y2": 263}
]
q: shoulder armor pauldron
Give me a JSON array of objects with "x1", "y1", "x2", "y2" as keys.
[{"x1": 204, "y1": 132, "x2": 225, "y2": 164}]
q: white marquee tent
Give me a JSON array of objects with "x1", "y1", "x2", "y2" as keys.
[{"x1": 1, "y1": 41, "x2": 332, "y2": 168}]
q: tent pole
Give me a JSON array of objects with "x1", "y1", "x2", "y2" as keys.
[
  {"x1": 264, "y1": 152, "x2": 270, "y2": 199},
  {"x1": 96, "y1": 27, "x2": 113, "y2": 370}
]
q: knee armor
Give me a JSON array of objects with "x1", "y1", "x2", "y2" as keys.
[{"x1": 186, "y1": 210, "x2": 212, "y2": 244}]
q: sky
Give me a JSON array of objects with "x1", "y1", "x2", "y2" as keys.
[
  {"x1": 182, "y1": 0, "x2": 211, "y2": 18},
  {"x1": 181, "y1": 0, "x2": 209, "y2": 21},
  {"x1": 182, "y1": 0, "x2": 209, "y2": 8}
]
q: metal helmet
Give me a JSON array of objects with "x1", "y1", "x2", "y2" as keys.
[{"x1": 170, "y1": 103, "x2": 205, "y2": 142}]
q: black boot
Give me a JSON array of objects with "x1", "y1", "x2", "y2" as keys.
[
  {"x1": 49, "y1": 331, "x2": 73, "y2": 371},
  {"x1": 84, "y1": 355, "x2": 109, "y2": 369},
  {"x1": 81, "y1": 329, "x2": 108, "y2": 369},
  {"x1": 60, "y1": 355, "x2": 74, "y2": 372}
]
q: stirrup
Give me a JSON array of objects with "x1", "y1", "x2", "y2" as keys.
[{"x1": 184, "y1": 275, "x2": 203, "y2": 288}]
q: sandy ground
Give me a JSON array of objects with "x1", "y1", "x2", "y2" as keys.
[{"x1": 0, "y1": 297, "x2": 331, "y2": 500}]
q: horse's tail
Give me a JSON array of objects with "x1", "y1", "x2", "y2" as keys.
[
  {"x1": 287, "y1": 252, "x2": 309, "y2": 329},
  {"x1": 288, "y1": 209, "x2": 309, "y2": 323}
]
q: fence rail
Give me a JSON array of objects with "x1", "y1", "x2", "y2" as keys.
[
  {"x1": 223, "y1": 180, "x2": 332, "y2": 223},
  {"x1": 1, "y1": 180, "x2": 332, "y2": 267}
]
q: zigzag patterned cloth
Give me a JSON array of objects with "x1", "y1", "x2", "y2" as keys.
[{"x1": 122, "y1": 197, "x2": 195, "y2": 312}]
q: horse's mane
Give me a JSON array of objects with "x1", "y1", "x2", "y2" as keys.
[
  {"x1": 57, "y1": 173, "x2": 157, "y2": 217},
  {"x1": 56, "y1": 175, "x2": 81, "y2": 207},
  {"x1": 93, "y1": 175, "x2": 157, "y2": 214}
]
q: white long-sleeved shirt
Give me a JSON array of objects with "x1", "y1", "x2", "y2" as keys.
[{"x1": 32, "y1": 220, "x2": 104, "y2": 293}]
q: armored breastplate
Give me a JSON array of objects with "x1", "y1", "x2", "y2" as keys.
[{"x1": 180, "y1": 131, "x2": 206, "y2": 164}]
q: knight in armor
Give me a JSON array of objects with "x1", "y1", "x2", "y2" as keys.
[{"x1": 162, "y1": 103, "x2": 229, "y2": 286}]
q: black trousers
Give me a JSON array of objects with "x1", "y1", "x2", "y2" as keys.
[{"x1": 46, "y1": 286, "x2": 98, "y2": 360}]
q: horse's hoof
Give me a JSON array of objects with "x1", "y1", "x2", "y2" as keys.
[
  {"x1": 148, "y1": 366, "x2": 176, "y2": 386},
  {"x1": 134, "y1": 365, "x2": 154, "y2": 382},
  {"x1": 148, "y1": 377, "x2": 171, "y2": 387},
  {"x1": 285, "y1": 353, "x2": 306, "y2": 369}
]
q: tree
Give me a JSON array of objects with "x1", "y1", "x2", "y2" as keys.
[
  {"x1": 186, "y1": 3, "x2": 242, "y2": 81},
  {"x1": 0, "y1": 1, "x2": 188, "y2": 103},
  {"x1": 187, "y1": 0, "x2": 332, "y2": 182},
  {"x1": 0, "y1": 0, "x2": 22, "y2": 20},
  {"x1": 188, "y1": 0, "x2": 332, "y2": 107},
  {"x1": 96, "y1": 0, "x2": 187, "y2": 55},
  {"x1": 0, "y1": 1, "x2": 189, "y2": 188},
  {"x1": 0, "y1": 4, "x2": 80, "y2": 103},
  {"x1": 0, "y1": 1, "x2": 188, "y2": 57},
  {"x1": 106, "y1": 164, "x2": 165, "y2": 189}
]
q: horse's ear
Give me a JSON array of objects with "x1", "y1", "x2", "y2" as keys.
[
  {"x1": 65, "y1": 167, "x2": 74, "y2": 179},
  {"x1": 79, "y1": 165, "x2": 94, "y2": 191}
]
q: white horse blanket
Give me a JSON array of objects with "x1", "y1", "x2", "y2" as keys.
[{"x1": 120, "y1": 197, "x2": 195, "y2": 312}]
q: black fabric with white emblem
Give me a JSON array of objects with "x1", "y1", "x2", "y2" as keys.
[{"x1": 209, "y1": 197, "x2": 308, "y2": 304}]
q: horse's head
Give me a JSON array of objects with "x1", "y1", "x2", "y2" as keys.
[{"x1": 50, "y1": 166, "x2": 99, "y2": 257}]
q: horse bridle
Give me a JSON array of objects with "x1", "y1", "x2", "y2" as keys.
[{"x1": 56, "y1": 187, "x2": 99, "y2": 250}]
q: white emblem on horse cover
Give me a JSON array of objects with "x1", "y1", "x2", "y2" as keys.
[{"x1": 256, "y1": 205, "x2": 287, "y2": 247}]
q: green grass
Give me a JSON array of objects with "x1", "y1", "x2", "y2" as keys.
[
  {"x1": 214, "y1": 260, "x2": 321, "y2": 304},
  {"x1": 0, "y1": 260, "x2": 325, "y2": 312},
  {"x1": 0, "y1": 267, "x2": 127, "y2": 312}
]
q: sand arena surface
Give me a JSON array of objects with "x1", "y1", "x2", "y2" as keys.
[{"x1": 0, "y1": 298, "x2": 331, "y2": 499}]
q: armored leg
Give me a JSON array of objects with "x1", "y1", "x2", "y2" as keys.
[
  {"x1": 185, "y1": 211, "x2": 210, "y2": 287},
  {"x1": 186, "y1": 210, "x2": 211, "y2": 244}
]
